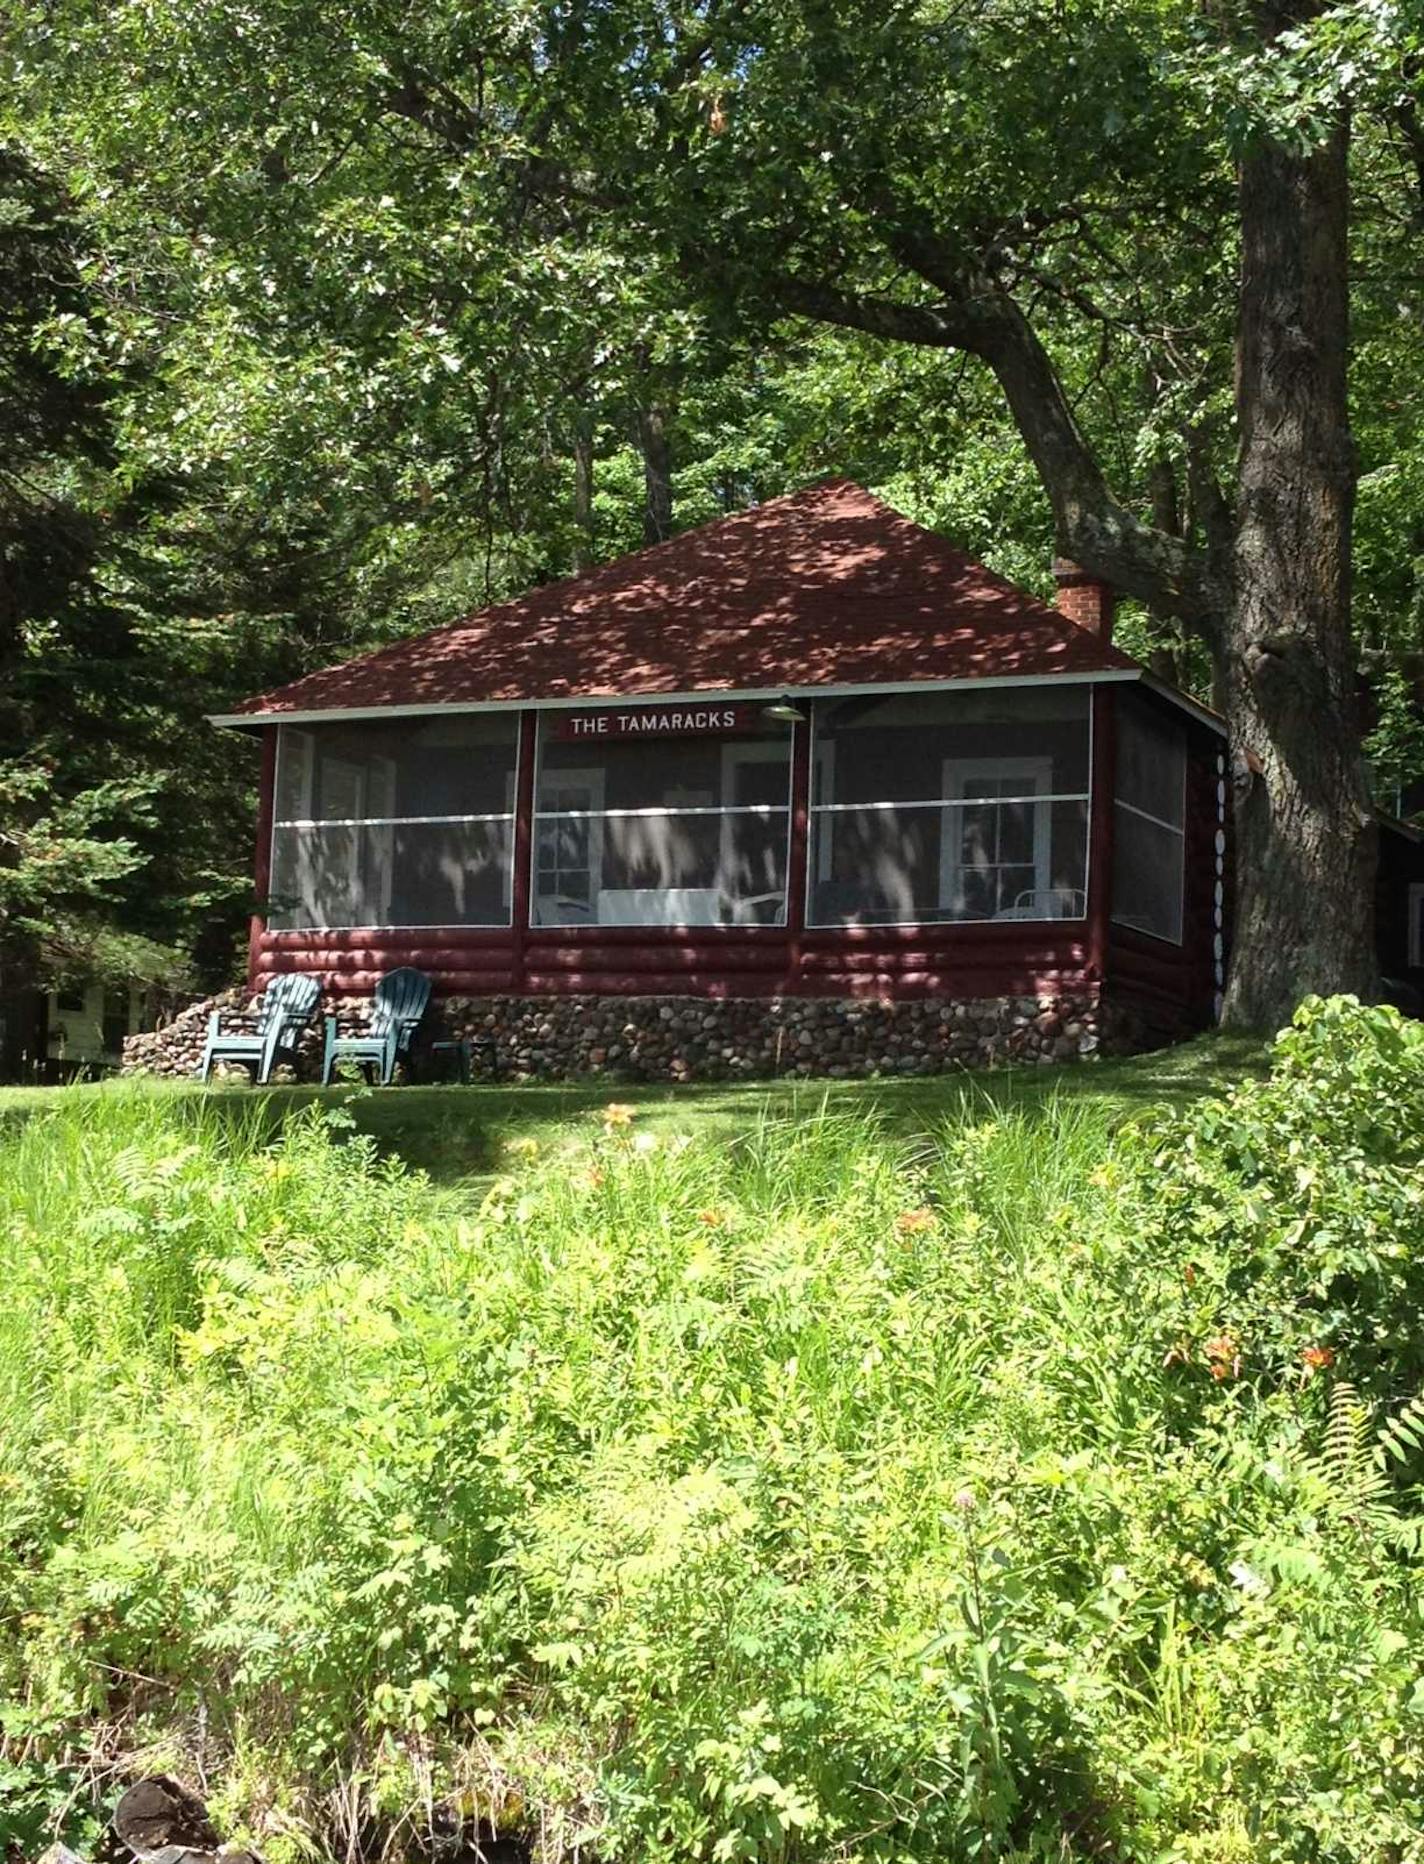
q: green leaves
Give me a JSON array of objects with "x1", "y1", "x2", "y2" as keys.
[
  {"x1": 1125, "y1": 995, "x2": 1424, "y2": 1400},
  {"x1": 3, "y1": 1036, "x2": 1424, "y2": 1860}
]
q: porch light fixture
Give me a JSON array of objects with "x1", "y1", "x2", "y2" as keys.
[{"x1": 762, "y1": 696, "x2": 806, "y2": 723}]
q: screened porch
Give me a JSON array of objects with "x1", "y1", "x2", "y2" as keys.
[{"x1": 262, "y1": 684, "x2": 1187, "y2": 947}]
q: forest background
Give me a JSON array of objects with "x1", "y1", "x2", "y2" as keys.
[{"x1": 3, "y1": 0, "x2": 1424, "y2": 1013}]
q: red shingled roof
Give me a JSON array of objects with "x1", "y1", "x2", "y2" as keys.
[{"x1": 222, "y1": 479, "x2": 1139, "y2": 721}]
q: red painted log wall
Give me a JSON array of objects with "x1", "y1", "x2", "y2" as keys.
[{"x1": 252, "y1": 921, "x2": 1097, "y2": 1000}]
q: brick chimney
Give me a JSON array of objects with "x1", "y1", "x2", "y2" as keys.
[{"x1": 1053, "y1": 558, "x2": 1115, "y2": 641}]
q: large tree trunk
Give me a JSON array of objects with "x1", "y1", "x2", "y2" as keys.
[
  {"x1": 767, "y1": 21, "x2": 1379, "y2": 1029},
  {"x1": 1221, "y1": 111, "x2": 1377, "y2": 1028},
  {"x1": 637, "y1": 401, "x2": 673, "y2": 544},
  {"x1": 572, "y1": 412, "x2": 595, "y2": 572}
]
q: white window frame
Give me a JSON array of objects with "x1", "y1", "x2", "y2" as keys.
[
  {"x1": 268, "y1": 719, "x2": 520, "y2": 930},
  {"x1": 811, "y1": 737, "x2": 837, "y2": 882},
  {"x1": 939, "y1": 755, "x2": 1054, "y2": 918},
  {"x1": 501, "y1": 768, "x2": 517, "y2": 909},
  {"x1": 533, "y1": 766, "x2": 606, "y2": 924},
  {"x1": 718, "y1": 740, "x2": 795, "y2": 923}
]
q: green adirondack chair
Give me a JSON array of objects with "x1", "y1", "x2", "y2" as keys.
[
  {"x1": 321, "y1": 966, "x2": 433, "y2": 1086},
  {"x1": 199, "y1": 973, "x2": 321, "y2": 1083}
]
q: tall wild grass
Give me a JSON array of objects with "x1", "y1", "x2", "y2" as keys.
[{"x1": 0, "y1": 999, "x2": 1421, "y2": 1864}]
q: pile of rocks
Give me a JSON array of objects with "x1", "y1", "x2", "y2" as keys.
[
  {"x1": 30, "y1": 1771, "x2": 527, "y2": 1864},
  {"x1": 125, "y1": 988, "x2": 1105, "y2": 1083},
  {"x1": 121, "y1": 989, "x2": 248, "y2": 1079},
  {"x1": 32, "y1": 1775, "x2": 261, "y2": 1864}
]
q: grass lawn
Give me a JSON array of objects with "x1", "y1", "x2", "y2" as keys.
[{"x1": 0, "y1": 1031, "x2": 1267, "y2": 1185}]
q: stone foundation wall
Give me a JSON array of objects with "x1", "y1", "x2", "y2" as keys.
[{"x1": 124, "y1": 989, "x2": 1104, "y2": 1083}]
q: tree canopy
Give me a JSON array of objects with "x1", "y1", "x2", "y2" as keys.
[{"x1": 3, "y1": 0, "x2": 1423, "y2": 1018}]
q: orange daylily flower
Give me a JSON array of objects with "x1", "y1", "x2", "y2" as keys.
[
  {"x1": 1203, "y1": 1334, "x2": 1242, "y2": 1380},
  {"x1": 895, "y1": 1208, "x2": 935, "y2": 1235}
]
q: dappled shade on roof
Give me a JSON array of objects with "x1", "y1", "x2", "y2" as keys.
[{"x1": 227, "y1": 479, "x2": 1139, "y2": 720}]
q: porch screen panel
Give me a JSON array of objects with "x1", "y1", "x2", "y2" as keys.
[
  {"x1": 268, "y1": 714, "x2": 518, "y2": 928},
  {"x1": 809, "y1": 688, "x2": 1090, "y2": 926},
  {"x1": 533, "y1": 721, "x2": 793, "y2": 926},
  {"x1": 1112, "y1": 694, "x2": 1185, "y2": 942}
]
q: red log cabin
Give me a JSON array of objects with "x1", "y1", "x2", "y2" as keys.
[{"x1": 213, "y1": 480, "x2": 1228, "y2": 1044}]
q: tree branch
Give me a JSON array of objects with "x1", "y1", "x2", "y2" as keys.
[
  {"x1": 1395, "y1": 94, "x2": 1424, "y2": 226},
  {"x1": 771, "y1": 275, "x2": 980, "y2": 348},
  {"x1": 775, "y1": 253, "x2": 1227, "y2": 641}
]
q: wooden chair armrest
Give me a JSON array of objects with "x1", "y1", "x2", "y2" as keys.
[{"x1": 210, "y1": 1009, "x2": 259, "y2": 1036}]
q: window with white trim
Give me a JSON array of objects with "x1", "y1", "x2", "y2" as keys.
[
  {"x1": 533, "y1": 717, "x2": 793, "y2": 927},
  {"x1": 1112, "y1": 695, "x2": 1186, "y2": 943},
  {"x1": 268, "y1": 715, "x2": 519, "y2": 929},
  {"x1": 808, "y1": 688, "x2": 1090, "y2": 926},
  {"x1": 1407, "y1": 882, "x2": 1424, "y2": 969},
  {"x1": 535, "y1": 769, "x2": 605, "y2": 922},
  {"x1": 940, "y1": 756, "x2": 1055, "y2": 920}
]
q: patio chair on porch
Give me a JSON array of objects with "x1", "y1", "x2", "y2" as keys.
[
  {"x1": 199, "y1": 973, "x2": 321, "y2": 1083},
  {"x1": 321, "y1": 966, "x2": 432, "y2": 1085},
  {"x1": 992, "y1": 887, "x2": 1086, "y2": 921}
]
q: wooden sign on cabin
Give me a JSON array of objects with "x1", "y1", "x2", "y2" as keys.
[{"x1": 551, "y1": 704, "x2": 761, "y2": 741}]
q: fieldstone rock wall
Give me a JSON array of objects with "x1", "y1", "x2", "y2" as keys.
[{"x1": 124, "y1": 988, "x2": 1104, "y2": 1083}]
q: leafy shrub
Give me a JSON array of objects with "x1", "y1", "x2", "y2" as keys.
[
  {"x1": 0, "y1": 1009, "x2": 1421, "y2": 1864},
  {"x1": 1125, "y1": 994, "x2": 1424, "y2": 1398}
]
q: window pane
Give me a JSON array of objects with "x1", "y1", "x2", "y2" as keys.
[
  {"x1": 269, "y1": 716, "x2": 518, "y2": 928},
  {"x1": 533, "y1": 714, "x2": 793, "y2": 926},
  {"x1": 534, "y1": 809, "x2": 789, "y2": 926},
  {"x1": 275, "y1": 729, "x2": 314, "y2": 820},
  {"x1": 269, "y1": 819, "x2": 512, "y2": 929},
  {"x1": 274, "y1": 714, "x2": 518, "y2": 822},
  {"x1": 808, "y1": 688, "x2": 1089, "y2": 927},
  {"x1": 1115, "y1": 696, "x2": 1185, "y2": 826},
  {"x1": 1112, "y1": 807, "x2": 1184, "y2": 942},
  {"x1": 809, "y1": 798, "x2": 1087, "y2": 925},
  {"x1": 814, "y1": 686, "x2": 1090, "y2": 807},
  {"x1": 1112, "y1": 693, "x2": 1186, "y2": 941}
]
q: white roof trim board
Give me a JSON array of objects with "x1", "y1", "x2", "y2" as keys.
[{"x1": 210, "y1": 666, "x2": 1226, "y2": 735}]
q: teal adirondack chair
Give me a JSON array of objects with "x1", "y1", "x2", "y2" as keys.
[
  {"x1": 199, "y1": 973, "x2": 321, "y2": 1083},
  {"x1": 321, "y1": 967, "x2": 433, "y2": 1086}
]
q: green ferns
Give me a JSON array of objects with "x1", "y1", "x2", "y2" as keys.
[
  {"x1": 1303, "y1": 1382, "x2": 1424, "y2": 1558},
  {"x1": 1, "y1": 1002, "x2": 1423, "y2": 1863}
]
